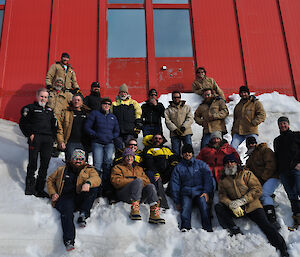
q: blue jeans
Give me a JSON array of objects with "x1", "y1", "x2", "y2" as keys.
[
  {"x1": 231, "y1": 134, "x2": 258, "y2": 150},
  {"x1": 201, "y1": 133, "x2": 211, "y2": 149},
  {"x1": 171, "y1": 134, "x2": 192, "y2": 156},
  {"x1": 180, "y1": 195, "x2": 212, "y2": 231},
  {"x1": 280, "y1": 169, "x2": 300, "y2": 214},
  {"x1": 92, "y1": 142, "x2": 114, "y2": 193},
  {"x1": 142, "y1": 125, "x2": 162, "y2": 137},
  {"x1": 261, "y1": 178, "x2": 281, "y2": 206}
]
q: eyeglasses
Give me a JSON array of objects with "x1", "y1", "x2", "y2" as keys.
[
  {"x1": 73, "y1": 157, "x2": 85, "y2": 161},
  {"x1": 128, "y1": 143, "x2": 137, "y2": 146},
  {"x1": 150, "y1": 94, "x2": 157, "y2": 96},
  {"x1": 172, "y1": 96, "x2": 181, "y2": 99},
  {"x1": 102, "y1": 102, "x2": 111, "y2": 105},
  {"x1": 154, "y1": 137, "x2": 163, "y2": 140}
]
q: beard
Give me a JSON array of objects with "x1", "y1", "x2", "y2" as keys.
[
  {"x1": 224, "y1": 165, "x2": 238, "y2": 176},
  {"x1": 91, "y1": 90, "x2": 100, "y2": 97},
  {"x1": 38, "y1": 101, "x2": 46, "y2": 107}
]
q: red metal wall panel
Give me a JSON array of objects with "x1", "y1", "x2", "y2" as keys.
[
  {"x1": 48, "y1": 0, "x2": 98, "y2": 96},
  {"x1": 0, "y1": 0, "x2": 52, "y2": 121},
  {"x1": 279, "y1": 0, "x2": 300, "y2": 99},
  {"x1": 191, "y1": 0, "x2": 245, "y2": 96},
  {"x1": 236, "y1": 0, "x2": 293, "y2": 94}
]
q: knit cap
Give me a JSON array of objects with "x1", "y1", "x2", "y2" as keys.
[
  {"x1": 182, "y1": 144, "x2": 194, "y2": 154},
  {"x1": 239, "y1": 85, "x2": 250, "y2": 94},
  {"x1": 119, "y1": 83, "x2": 129, "y2": 93},
  {"x1": 91, "y1": 82, "x2": 100, "y2": 88},
  {"x1": 246, "y1": 136, "x2": 257, "y2": 147},
  {"x1": 210, "y1": 131, "x2": 222, "y2": 140},
  {"x1": 61, "y1": 52, "x2": 70, "y2": 58},
  {"x1": 277, "y1": 116, "x2": 289, "y2": 124},
  {"x1": 71, "y1": 149, "x2": 85, "y2": 161},
  {"x1": 223, "y1": 153, "x2": 238, "y2": 165}
]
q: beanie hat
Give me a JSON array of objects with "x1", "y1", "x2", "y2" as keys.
[
  {"x1": 210, "y1": 131, "x2": 222, "y2": 140},
  {"x1": 223, "y1": 153, "x2": 238, "y2": 165},
  {"x1": 73, "y1": 93, "x2": 84, "y2": 102},
  {"x1": 61, "y1": 52, "x2": 70, "y2": 58},
  {"x1": 239, "y1": 85, "x2": 250, "y2": 94},
  {"x1": 119, "y1": 83, "x2": 129, "y2": 93},
  {"x1": 182, "y1": 144, "x2": 194, "y2": 154},
  {"x1": 278, "y1": 116, "x2": 289, "y2": 124},
  {"x1": 148, "y1": 88, "x2": 158, "y2": 96},
  {"x1": 122, "y1": 148, "x2": 136, "y2": 158},
  {"x1": 71, "y1": 149, "x2": 85, "y2": 161},
  {"x1": 91, "y1": 82, "x2": 100, "y2": 88},
  {"x1": 101, "y1": 97, "x2": 112, "y2": 105},
  {"x1": 246, "y1": 136, "x2": 257, "y2": 147}
]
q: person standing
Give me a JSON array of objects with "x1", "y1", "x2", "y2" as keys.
[
  {"x1": 19, "y1": 88, "x2": 56, "y2": 197},
  {"x1": 231, "y1": 86, "x2": 266, "y2": 149},
  {"x1": 170, "y1": 144, "x2": 214, "y2": 232},
  {"x1": 215, "y1": 154, "x2": 289, "y2": 257},
  {"x1": 45, "y1": 52, "x2": 80, "y2": 94},
  {"x1": 192, "y1": 67, "x2": 225, "y2": 99},
  {"x1": 274, "y1": 116, "x2": 300, "y2": 231},
  {"x1": 57, "y1": 94, "x2": 90, "y2": 161},
  {"x1": 111, "y1": 83, "x2": 142, "y2": 152},
  {"x1": 47, "y1": 149, "x2": 101, "y2": 251},
  {"x1": 84, "y1": 97, "x2": 120, "y2": 196},
  {"x1": 194, "y1": 88, "x2": 229, "y2": 149},
  {"x1": 165, "y1": 91, "x2": 194, "y2": 156},
  {"x1": 83, "y1": 82, "x2": 102, "y2": 111},
  {"x1": 141, "y1": 88, "x2": 165, "y2": 136}
]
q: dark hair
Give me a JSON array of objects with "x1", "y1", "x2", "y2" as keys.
[
  {"x1": 171, "y1": 91, "x2": 181, "y2": 98},
  {"x1": 73, "y1": 93, "x2": 84, "y2": 101},
  {"x1": 196, "y1": 67, "x2": 206, "y2": 75}
]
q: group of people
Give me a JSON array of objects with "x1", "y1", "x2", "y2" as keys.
[{"x1": 18, "y1": 54, "x2": 299, "y2": 256}]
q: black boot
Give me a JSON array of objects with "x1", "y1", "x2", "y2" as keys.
[
  {"x1": 35, "y1": 177, "x2": 49, "y2": 198},
  {"x1": 288, "y1": 213, "x2": 300, "y2": 231},
  {"x1": 264, "y1": 205, "x2": 281, "y2": 230},
  {"x1": 25, "y1": 177, "x2": 36, "y2": 195},
  {"x1": 228, "y1": 225, "x2": 243, "y2": 237}
]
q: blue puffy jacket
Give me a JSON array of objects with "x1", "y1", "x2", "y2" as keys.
[
  {"x1": 84, "y1": 110, "x2": 119, "y2": 145},
  {"x1": 170, "y1": 157, "x2": 214, "y2": 204}
]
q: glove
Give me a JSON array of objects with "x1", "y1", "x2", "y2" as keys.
[
  {"x1": 232, "y1": 207, "x2": 245, "y2": 218},
  {"x1": 134, "y1": 127, "x2": 141, "y2": 135},
  {"x1": 174, "y1": 128, "x2": 183, "y2": 137},
  {"x1": 180, "y1": 126, "x2": 186, "y2": 133},
  {"x1": 135, "y1": 119, "x2": 143, "y2": 130},
  {"x1": 229, "y1": 197, "x2": 247, "y2": 210}
]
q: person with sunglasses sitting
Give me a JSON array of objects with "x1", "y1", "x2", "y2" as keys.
[{"x1": 47, "y1": 149, "x2": 101, "y2": 251}]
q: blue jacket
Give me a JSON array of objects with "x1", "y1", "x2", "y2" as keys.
[
  {"x1": 84, "y1": 110, "x2": 119, "y2": 145},
  {"x1": 170, "y1": 157, "x2": 214, "y2": 204}
]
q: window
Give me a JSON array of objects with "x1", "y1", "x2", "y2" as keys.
[
  {"x1": 108, "y1": 0, "x2": 144, "y2": 3},
  {"x1": 153, "y1": 0, "x2": 188, "y2": 3},
  {"x1": 108, "y1": 9, "x2": 146, "y2": 57},
  {"x1": 0, "y1": 0, "x2": 5, "y2": 4},
  {"x1": 0, "y1": 10, "x2": 4, "y2": 40},
  {"x1": 153, "y1": 9, "x2": 193, "y2": 57}
]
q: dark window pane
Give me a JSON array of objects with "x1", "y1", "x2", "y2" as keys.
[
  {"x1": 153, "y1": 9, "x2": 193, "y2": 57},
  {"x1": 0, "y1": 0, "x2": 5, "y2": 5},
  {"x1": 153, "y1": 0, "x2": 188, "y2": 3},
  {"x1": 108, "y1": 0, "x2": 144, "y2": 3},
  {"x1": 0, "y1": 10, "x2": 4, "y2": 39},
  {"x1": 108, "y1": 9, "x2": 146, "y2": 58}
]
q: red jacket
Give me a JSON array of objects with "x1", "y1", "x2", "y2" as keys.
[{"x1": 196, "y1": 140, "x2": 240, "y2": 183}]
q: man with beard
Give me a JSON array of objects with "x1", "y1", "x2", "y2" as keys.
[
  {"x1": 19, "y1": 88, "x2": 57, "y2": 197},
  {"x1": 111, "y1": 83, "x2": 142, "y2": 152},
  {"x1": 215, "y1": 154, "x2": 289, "y2": 257},
  {"x1": 245, "y1": 136, "x2": 281, "y2": 230},
  {"x1": 194, "y1": 88, "x2": 229, "y2": 149},
  {"x1": 165, "y1": 91, "x2": 194, "y2": 156},
  {"x1": 274, "y1": 116, "x2": 300, "y2": 231},
  {"x1": 231, "y1": 86, "x2": 266, "y2": 149},
  {"x1": 47, "y1": 149, "x2": 101, "y2": 251},
  {"x1": 143, "y1": 133, "x2": 179, "y2": 209},
  {"x1": 84, "y1": 82, "x2": 102, "y2": 111},
  {"x1": 57, "y1": 94, "x2": 90, "y2": 161},
  {"x1": 192, "y1": 67, "x2": 225, "y2": 99},
  {"x1": 45, "y1": 52, "x2": 80, "y2": 94}
]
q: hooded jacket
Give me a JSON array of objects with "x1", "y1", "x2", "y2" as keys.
[{"x1": 192, "y1": 76, "x2": 225, "y2": 99}]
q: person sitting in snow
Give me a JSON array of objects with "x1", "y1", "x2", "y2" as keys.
[
  {"x1": 170, "y1": 144, "x2": 214, "y2": 232},
  {"x1": 215, "y1": 154, "x2": 289, "y2": 257},
  {"x1": 111, "y1": 148, "x2": 165, "y2": 224},
  {"x1": 47, "y1": 149, "x2": 101, "y2": 251}
]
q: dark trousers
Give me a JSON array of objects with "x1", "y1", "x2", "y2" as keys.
[
  {"x1": 215, "y1": 203, "x2": 287, "y2": 252},
  {"x1": 142, "y1": 125, "x2": 162, "y2": 137},
  {"x1": 181, "y1": 195, "x2": 212, "y2": 231},
  {"x1": 55, "y1": 188, "x2": 97, "y2": 244},
  {"x1": 280, "y1": 170, "x2": 300, "y2": 214},
  {"x1": 27, "y1": 134, "x2": 53, "y2": 192},
  {"x1": 114, "y1": 134, "x2": 135, "y2": 152}
]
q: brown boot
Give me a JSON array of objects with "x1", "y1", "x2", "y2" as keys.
[
  {"x1": 288, "y1": 214, "x2": 300, "y2": 231},
  {"x1": 130, "y1": 200, "x2": 142, "y2": 220},
  {"x1": 149, "y1": 203, "x2": 165, "y2": 224}
]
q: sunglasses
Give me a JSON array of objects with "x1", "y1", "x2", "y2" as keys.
[
  {"x1": 129, "y1": 143, "x2": 137, "y2": 146},
  {"x1": 154, "y1": 137, "x2": 163, "y2": 140},
  {"x1": 73, "y1": 157, "x2": 85, "y2": 161},
  {"x1": 172, "y1": 96, "x2": 181, "y2": 99},
  {"x1": 102, "y1": 102, "x2": 111, "y2": 105},
  {"x1": 151, "y1": 94, "x2": 157, "y2": 96}
]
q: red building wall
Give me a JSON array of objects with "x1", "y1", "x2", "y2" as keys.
[{"x1": 0, "y1": 0, "x2": 299, "y2": 122}]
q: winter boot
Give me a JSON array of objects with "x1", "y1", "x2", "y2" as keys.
[
  {"x1": 77, "y1": 212, "x2": 87, "y2": 228},
  {"x1": 279, "y1": 247, "x2": 290, "y2": 257},
  {"x1": 35, "y1": 177, "x2": 49, "y2": 198},
  {"x1": 64, "y1": 240, "x2": 75, "y2": 251},
  {"x1": 264, "y1": 205, "x2": 281, "y2": 230},
  {"x1": 25, "y1": 177, "x2": 36, "y2": 195},
  {"x1": 149, "y1": 203, "x2": 165, "y2": 224},
  {"x1": 130, "y1": 200, "x2": 142, "y2": 220},
  {"x1": 288, "y1": 213, "x2": 300, "y2": 231},
  {"x1": 228, "y1": 225, "x2": 243, "y2": 237}
]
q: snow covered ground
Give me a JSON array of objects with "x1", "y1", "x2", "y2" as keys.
[{"x1": 0, "y1": 91, "x2": 300, "y2": 257}]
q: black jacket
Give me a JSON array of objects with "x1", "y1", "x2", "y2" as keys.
[
  {"x1": 84, "y1": 92, "x2": 101, "y2": 111},
  {"x1": 141, "y1": 100, "x2": 165, "y2": 130},
  {"x1": 19, "y1": 102, "x2": 57, "y2": 138},
  {"x1": 274, "y1": 129, "x2": 300, "y2": 173}
]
